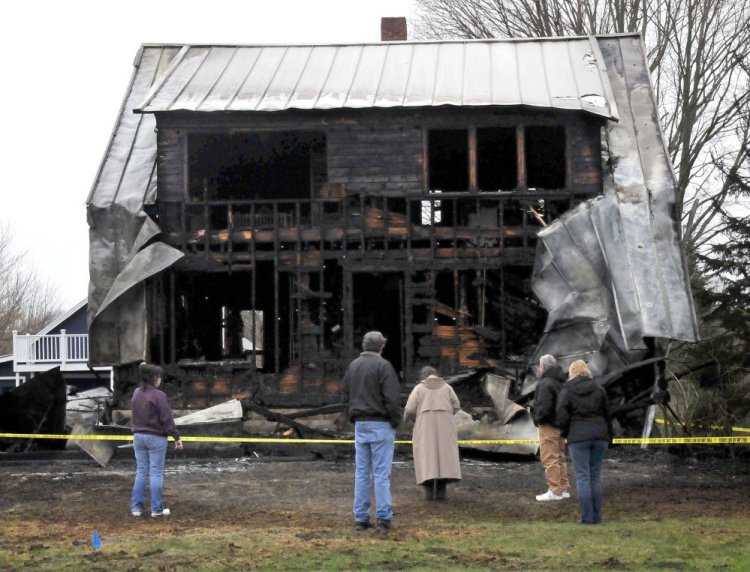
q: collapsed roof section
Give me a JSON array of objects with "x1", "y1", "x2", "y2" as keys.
[
  {"x1": 85, "y1": 35, "x2": 698, "y2": 375},
  {"x1": 522, "y1": 37, "x2": 699, "y2": 393}
]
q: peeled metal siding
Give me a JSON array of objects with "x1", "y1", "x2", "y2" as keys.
[
  {"x1": 136, "y1": 39, "x2": 617, "y2": 118},
  {"x1": 522, "y1": 36, "x2": 699, "y2": 394},
  {"x1": 86, "y1": 46, "x2": 184, "y2": 365}
]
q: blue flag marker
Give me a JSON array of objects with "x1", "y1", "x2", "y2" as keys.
[{"x1": 92, "y1": 531, "x2": 101, "y2": 550}]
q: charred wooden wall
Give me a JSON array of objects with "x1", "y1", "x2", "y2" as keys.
[
  {"x1": 137, "y1": 107, "x2": 605, "y2": 408},
  {"x1": 155, "y1": 107, "x2": 602, "y2": 209},
  {"x1": 327, "y1": 124, "x2": 423, "y2": 195}
]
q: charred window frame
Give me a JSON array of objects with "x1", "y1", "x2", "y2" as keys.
[{"x1": 425, "y1": 124, "x2": 567, "y2": 193}]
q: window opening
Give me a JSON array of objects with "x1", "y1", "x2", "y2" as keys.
[
  {"x1": 477, "y1": 127, "x2": 517, "y2": 191},
  {"x1": 525, "y1": 126, "x2": 566, "y2": 189},
  {"x1": 188, "y1": 131, "x2": 327, "y2": 201},
  {"x1": 421, "y1": 190, "x2": 442, "y2": 225},
  {"x1": 428, "y1": 129, "x2": 469, "y2": 192}
]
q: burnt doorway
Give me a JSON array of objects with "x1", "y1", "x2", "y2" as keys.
[{"x1": 352, "y1": 272, "x2": 404, "y2": 377}]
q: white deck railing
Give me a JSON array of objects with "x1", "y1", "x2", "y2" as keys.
[{"x1": 13, "y1": 329, "x2": 90, "y2": 372}]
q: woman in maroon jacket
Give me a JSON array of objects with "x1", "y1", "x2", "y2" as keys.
[{"x1": 130, "y1": 363, "x2": 183, "y2": 517}]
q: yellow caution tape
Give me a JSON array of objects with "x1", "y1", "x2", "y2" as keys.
[
  {"x1": 1, "y1": 433, "x2": 749, "y2": 445},
  {"x1": 654, "y1": 418, "x2": 750, "y2": 433}
]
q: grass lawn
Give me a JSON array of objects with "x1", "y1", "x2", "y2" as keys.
[{"x1": 2, "y1": 513, "x2": 749, "y2": 571}]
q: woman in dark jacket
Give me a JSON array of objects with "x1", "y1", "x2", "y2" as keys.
[
  {"x1": 130, "y1": 363, "x2": 183, "y2": 517},
  {"x1": 556, "y1": 360, "x2": 613, "y2": 525}
]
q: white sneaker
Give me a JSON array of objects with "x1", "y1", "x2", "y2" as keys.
[
  {"x1": 131, "y1": 510, "x2": 142, "y2": 517},
  {"x1": 151, "y1": 508, "x2": 171, "y2": 517},
  {"x1": 536, "y1": 490, "x2": 564, "y2": 501},
  {"x1": 562, "y1": 490, "x2": 571, "y2": 499}
]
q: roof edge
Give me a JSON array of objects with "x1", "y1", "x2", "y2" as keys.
[
  {"x1": 35, "y1": 298, "x2": 88, "y2": 336},
  {"x1": 135, "y1": 33, "x2": 642, "y2": 50}
]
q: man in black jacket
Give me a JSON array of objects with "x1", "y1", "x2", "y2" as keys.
[
  {"x1": 342, "y1": 331, "x2": 403, "y2": 532},
  {"x1": 532, "y1": 354, "x2": 571, "y2": 501}
]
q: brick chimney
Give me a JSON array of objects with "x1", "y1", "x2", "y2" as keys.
[{"x1": 381, "y1": 17, "x2": 407, "y2": 41}]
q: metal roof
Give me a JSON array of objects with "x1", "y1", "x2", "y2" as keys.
[{"x1": 135, "y1": 38, "x2": 618, "y2": 119}]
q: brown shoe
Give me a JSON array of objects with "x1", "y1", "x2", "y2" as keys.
[{"x1": 354, "y1": 521, "x2": 370, "y2": 532}]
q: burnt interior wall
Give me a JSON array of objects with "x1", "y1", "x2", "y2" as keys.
[
  {"x1": 188, "y1": 131, "x2": 326, "y2": 201},
  {"x1": 352, "y1": 272, "x2": 404, "y2": 372}
]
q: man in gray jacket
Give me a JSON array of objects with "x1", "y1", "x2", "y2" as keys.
[
  {"x1": 342, "y1": 331, "x2": 403, "y2": 532},
  {"x1": 532, "y1": 354, "x2": 571, "y2": 501}
]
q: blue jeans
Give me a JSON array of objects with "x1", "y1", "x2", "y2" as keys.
[
  {"x1": 353, "y1": 421, "x2": 396, "y2": 523},
  {"x1": 131, "y1": 433, "x2": 168, "y2": 513},
  {"x1": 568, "y1": 440, "x2": 608, "y2": 524}
]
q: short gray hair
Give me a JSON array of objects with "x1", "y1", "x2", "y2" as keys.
[
  {"x1": 362, "y1": 331, "x2": 387, "y2": 352},
  {"x1": 539, "y1": 354, "x2": 557, "y2": 367},
  {"x1": 419, "y1": 366, "x2": 438, "y2": 380}
]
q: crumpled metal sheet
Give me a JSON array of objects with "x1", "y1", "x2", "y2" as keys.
[
  {"x1": 455, "y1": 373, "x2": 538, "y2": 456},
  {"x1": 86, "y1": 46, "x2": 183, "y2": 365},
  {"x1": 95, "y1": 242, "x2": 184, "y2": 319},
  {"x1": 522, "y1": 36, "x2": 699, "y2": 395}
]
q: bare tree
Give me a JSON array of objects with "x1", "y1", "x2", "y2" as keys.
[
  {"x1": 0, "y1": 223, "x2": 64, "y2": 355},
  {"x1": 412, "y1": 0, "x2": 750, "y2": 255}
]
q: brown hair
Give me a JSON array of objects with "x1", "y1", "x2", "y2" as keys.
[
  {"x1": 568, "y1": 359, "x2": 592, "y2": 380},
  {"x1": 139, "y1": 363, "x2": 163, "y2": 387}
]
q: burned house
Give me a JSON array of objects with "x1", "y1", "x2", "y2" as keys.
[{"x1": 87, "y1": 30, "x2": 698, "y2": 423}]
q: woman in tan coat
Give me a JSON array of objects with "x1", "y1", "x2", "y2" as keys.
[{"x1": 404, "y1": 366, "x2": 462, "y2": 500}]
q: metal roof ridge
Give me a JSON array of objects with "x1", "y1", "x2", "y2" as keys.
[{"x1": 136, "y1": 34, "x2": 643, "y2": 50}]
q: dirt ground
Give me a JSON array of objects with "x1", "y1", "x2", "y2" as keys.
[{"x1": 1, "y1": 445, "x2": 749, "y2": 538}]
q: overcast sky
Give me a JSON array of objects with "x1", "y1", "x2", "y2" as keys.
[{"x1": 0, "y1": 0, "x2": 415, "y2": 308}]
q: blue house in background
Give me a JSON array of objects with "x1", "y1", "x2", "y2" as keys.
[
  {"x1": 0, "y1": 356, "x2": 15, "y2": 394},
  {"x1": 0, "y1": 299, "x2": 112, "y2": 395}
]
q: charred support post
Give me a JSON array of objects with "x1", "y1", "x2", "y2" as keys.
[
  {"x1": 170, "y1": 270, "x2": 176, "y2": 363},
  {"x1": 343, "y1": 267, "x2": 353, "y2": 363},
  {"x1": 251, "y1": 202, "x2": 258, "y2": 368},
  {"x1": 516, "y1": 124, "x2": 526, "y2": 192},
  {"x1": 468, "y1": 127, "x2": 477, "y2": 192},
  {"x1": 274, "y1": 203, "x2": 280, "y2": 373}
]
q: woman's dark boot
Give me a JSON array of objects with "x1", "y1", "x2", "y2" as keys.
[
  {"x1": 435, "y1": 480, "x2": 447, "y2": 500},
  {"x1": 423, "y1": 480, "x2": 437, "y2": 500}
]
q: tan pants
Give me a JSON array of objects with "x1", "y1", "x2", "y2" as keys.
[{"x1": 538, "y1": 425, "x2": 570, "y2": 495}]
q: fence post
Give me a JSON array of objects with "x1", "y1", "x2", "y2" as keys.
[
  {"x1": 60, "y1": 329, "x2": 68, "y2": 367},
  {"x1": 12, "y1": 330, "x2": 18, "y2": 371}
]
